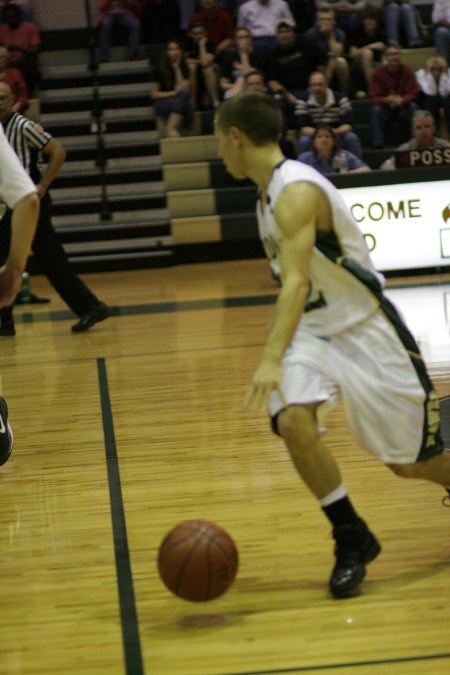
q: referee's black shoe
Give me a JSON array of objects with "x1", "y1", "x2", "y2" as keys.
[
  {"x1": 443, "y1": 489, "x2": 450, "y2": 507},
  {"x1": 330, "y1": 519, "x2": 381, "y2": 599},
  {"x1": 71, "y1": 302, "x2": 110, "y2": 333},
  {"x1": 0, "y1": 397, "x2": 13, "y2": 466}
]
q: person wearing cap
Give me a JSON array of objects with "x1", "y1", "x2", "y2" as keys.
[
  {"x1": 237, "y1": 0, "x2": 296, "y2": 51},
  {"x1": 266, "y1": 18, "x2": 327, "y2": 126}
]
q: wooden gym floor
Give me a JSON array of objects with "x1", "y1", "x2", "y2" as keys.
[{"x1": 0, "y1": 259, "x2": 449, "y2": 675}]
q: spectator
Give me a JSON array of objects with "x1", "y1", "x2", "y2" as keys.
[
  {"x1": 151, "y1": 39, "x2": 193, "y2": 137},
  {"x1": 383, "y1": 0, "x2": 423, "y2": 48},
  {"x1": 97, "y1": 1, "x2": 140, "y2": 63},
  {"x1": 188, "y1": 0, "x2": 234, "y2": 55},
  {"x1": 298, "y1": 123, "x2": 371, "y2": 174},
  {"x1": 348, "y1": 8, "x2": 385, "y2": 95},
  {"x1": 380, "y1": 108, "x2": 450, "y2": 168},
  {"x1": 369, "y1": 44, "x2": 418, "y2": 147},
  {"x1": 304, "y1": 9, "x2": 349, "y2": 95},
  {"x1": 237, "y1": 0, "x2": 296, "y2": 51},
  {"x1": 296, "y1": 71, "x2": 363, "y2": 156},
  {"x1": 140, "y1": 0, "x2": 180, "y2": 44},
  {"x1": 433, "y1": 0, "x2": 450, "y2": 65},
  {"x1": 416, "y1": 55, "x2": 450, "y2": 134},
  {"x1": 267, "y1": 18, "x2": 327, "y2": 103},
  {"x1": 0, "y1": 45, "x2": 27, "y2": 111},
  {"x1": 244, "y1": 67, "x2": 267, "y2": 92},
  {"x1": 315, "y1": 0, "x2": 368, "y2": 35},
  {"x1": 219, "y1": 26, "x2": 268, "y2": 99},
  {"x1": 0, "y1": 3, "x2": 39, "y2": 93},
  {"x1": 184, "y1": 20, "x2": 220, "y2": 109}
]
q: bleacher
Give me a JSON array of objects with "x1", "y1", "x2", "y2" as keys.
[{"x1": 28, "y1": 11, "x2": 441, "y2": 272}]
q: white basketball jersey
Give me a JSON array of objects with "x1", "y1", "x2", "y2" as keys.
[{"x1": 257, "y1": 159, "x2": 385, "y2": 336}]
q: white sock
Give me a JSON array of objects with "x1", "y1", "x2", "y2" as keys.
[{"x1": 319, "y1": 484, "x2": 348, "y2": 508}]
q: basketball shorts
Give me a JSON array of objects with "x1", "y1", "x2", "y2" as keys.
[{"x1": 269, "y1": 309, "x2": 443, "y2": 465}]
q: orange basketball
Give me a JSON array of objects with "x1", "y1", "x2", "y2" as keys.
[{"x1": 157, "y1": 520, "x2": 239, "y2": 602}]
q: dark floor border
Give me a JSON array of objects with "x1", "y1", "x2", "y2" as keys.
[{"x1": 97, "y1": 358, "x2": 144, "y2": 675}]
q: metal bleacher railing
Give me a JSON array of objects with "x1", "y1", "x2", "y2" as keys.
[{"x1": 84, "y1": 0, "x2": 111, "y2": 223}]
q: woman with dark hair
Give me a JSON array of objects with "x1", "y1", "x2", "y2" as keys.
[
  {"x1": 151, "y1": 40, "x2": 193, "y2": 137},
  {"x1": 297, "y1": 124, "x2": 370, "y2": 175}
]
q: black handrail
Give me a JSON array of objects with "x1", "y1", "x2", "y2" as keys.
[{"x1": 84, "y1": 0, "x2": 111, "y2": 221}]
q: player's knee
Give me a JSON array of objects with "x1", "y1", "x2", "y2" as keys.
[
  {"x1": 387, "y1": 462, "x2": 418, "y2": 479},
  {"x1": 278, "y1": 406, "x2": 318, "y2": 451}
]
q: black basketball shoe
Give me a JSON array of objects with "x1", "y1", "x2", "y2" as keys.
[
  {"x1": 443, "y1": 489, "x2": 450, "y2": 507},
  {"x1": 0, "y1": 397, "x2": 13, "y2": 466},
  {"x1": 330, "y1": 519, "x2": 381, "y2": 599}
]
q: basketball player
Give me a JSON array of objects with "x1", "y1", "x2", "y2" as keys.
[
  {"x1": 214, "y1": 92, "x2": 450, "y2": 599},
  {"x1": 0, "y1": 122, "x2": 39, "y2": 464}
]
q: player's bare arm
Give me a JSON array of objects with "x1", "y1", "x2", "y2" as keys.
[{"x1": 244, "y1": 183, "x2": 321, "y2": 414}]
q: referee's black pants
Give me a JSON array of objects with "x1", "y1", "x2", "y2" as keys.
[{"x1": 0, "y1": 192, "x2": 100, "y2": 318}]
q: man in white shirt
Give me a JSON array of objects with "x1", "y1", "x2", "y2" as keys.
[
  {"x1": 238, "y1": 0, "x2": 296, "y2": 51},
  {"x1": 0, "y1": 122, "x2": 39, "y2": 465}
]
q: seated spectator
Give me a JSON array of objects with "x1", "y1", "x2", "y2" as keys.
[
  {"x1": 380, "y1": 109, "x2": 450, "y2": 168},
  {"x1": 368, "y1": 44, "x2": 418, "y2": 147},
  {"x1": 432, "y1": 0, "x2": 450, "y2": 66},
  {"x1": 151, "y1": 39, "x2": 193, "y2": 137},
  {"x1": 0, "y1": 45, "x2": 27, "y2": 111},
  {"x1": 383, "y1": 0, "x2": 423, "y2": 48},
  {"x1": 97, "y1": 1, "x2": 140, "y2": 62},
  {"x1": 219, "y1": 26, "x2": 268, "y2": 99},
  {"x1": 237, "y1": 0, "x2": 296, "y2": 52},
  {"x1": 184, "y1": 20, "x2": 220, "y2": 109},
  {"x1": 315, "y1": 0, "x2": 368, "y2": 35},
  {"x1": 348, "y1": 8, "x2": 385, "y2": 95},
  {"x1": 140, "y1": 0, "x2": 180, "y2": 44},
  {"x1": 244, "y1": 68, "x2": 266, "y2": 91},
  {"x1": 188, "y1": 0, "x2": 234, "y2": 56},
  {"x1": 0, "y1": 3, "x2": 39, "y2": 92},
  {"x1": 416, "y1": 55, "x2": 450, "y2": 135},
  {"x1": 298, "y1": 124, "x2": 371, "y2": 174},
  {"x1": 296, "y1": 71, "x2": 363, "y2": 156},
  {"x1": 0, "y1": 0, "x2": 32, "y2": 22},
  {"x1": 266, "y1": 18, "x2": 327, "y2": 126},
  {"x1": 304, "y1": 9, "x2": 349, "y2": 95}
]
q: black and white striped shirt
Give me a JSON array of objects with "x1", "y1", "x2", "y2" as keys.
[
  {"x1": 295, "y1": 89, "x2": 353, "y2": 129},
  {"x1": 3, "y1": 112, "x2": 52, "y2": 185}
]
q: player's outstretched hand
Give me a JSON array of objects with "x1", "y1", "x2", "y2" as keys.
[{"x1": 0, "y1": 266, "x2": 22, "y2": 308}]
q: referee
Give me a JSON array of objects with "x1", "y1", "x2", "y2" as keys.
[{"x1": 0, "y1": 82, "x2": 110, "y2": 336}]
